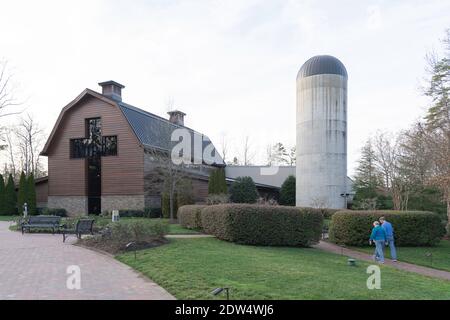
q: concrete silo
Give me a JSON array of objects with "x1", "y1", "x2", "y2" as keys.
[{"x1": 296, "y1": 55, "x2": 348, "y2": 209}]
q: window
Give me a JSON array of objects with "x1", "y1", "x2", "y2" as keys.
[
  {"x1": 69, "y1": 117, "x2": 118, "y2": 158},
  {"x1": 102, "y1": 136, "x2": 118, "y2": 156}
]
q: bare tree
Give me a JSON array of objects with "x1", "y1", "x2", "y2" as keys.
[
  {"x1": 242, "y1": 135, "x2": 255, "y2": 165},
  {"x1": 14, "y1": 114, "x2": 45, "y2": 176},
  {"x1": 219, "y1": 133, "x2": 229, "y2": 163},
  {"x1": 0, "y1": 60, "x2": 21, "y2": 118},
  {"x1": 145, "y1": 146, "x2": 190, "y2": 223},
  {"x1": 372, "y1": 132, "x2": 410, "y2": 210}
]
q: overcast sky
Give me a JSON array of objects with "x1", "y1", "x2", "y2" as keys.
[{"x1": 1, "y1": 0, "x2": 449, "y2": 175}]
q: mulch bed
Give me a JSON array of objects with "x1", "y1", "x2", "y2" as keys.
[{"x1": 78, "y1": 236, "x2": 169, "y2": 255}]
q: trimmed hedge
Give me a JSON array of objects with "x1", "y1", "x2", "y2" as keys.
[
  {"x1": 329, "y1": 210, "x2": 445, "y2": 247},
  {"x1": 201, "y1": 204, "x2": 323, "y2": 247},
  {"x1": 178, "y1": 205, "x2": 207, "y2": 230}
]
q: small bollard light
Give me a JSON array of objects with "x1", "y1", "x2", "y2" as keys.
[
  {"x1": 126, "y1": 242, "x2": 137, "y2": 260},
  {"x1": 211, "y1": 287, "x2": 230, "y2": 300},
  {"x1": 340, "y1": 245, "x2": 346, "y2": 256},
  {"x1": 347, "y1": 258, "x2": 356, "y2": 266},
  {"x1": 112, "y1": 210, "x2": 120, "y2": 222},
  {"x1": 425, "y1": 252, "x2": 433, "y2": 267}
]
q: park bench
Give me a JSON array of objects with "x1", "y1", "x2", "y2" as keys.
[
  {"x1": 62, "y1": 219, "x2": 95, "y2": 242},
  {"x1": 21, "y1": 216, "x2": 62, "y2": 235}
]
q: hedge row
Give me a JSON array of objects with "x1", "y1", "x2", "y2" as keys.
[
  {"x1": 178, "y1": 205, "x2": 207, "y2": 230},
  {"x1": 329, "y1": 210, "x2": 445, "y2": 247},
  {"x1": 199, "y1": 204, "x2": 323, "y2": 247}
]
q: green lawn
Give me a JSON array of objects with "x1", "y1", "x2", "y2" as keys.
[
  {"x1": 0, "y1": 216, "x2": 16, "y2": 221},
  {"x1": 352, "y1": 240, "x2": 450, "y2": 272},
  {"x1": 117, "y1": 237, "x2": 450, "y2": 300}
]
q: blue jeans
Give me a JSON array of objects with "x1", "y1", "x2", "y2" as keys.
[
  {"x1": 386, "y1": 237, "x2": 397, "y2": 260},
  {"x1": 374, "y1": 240, "x2": 385, "y2": 262}
]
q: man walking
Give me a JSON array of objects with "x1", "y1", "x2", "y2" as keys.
[
  {"x1": 369, "y1": 221, "x2": 386, "y2": 264},
  {"x1": 380, "y1": 216, "x2": 397, "y2": 262}
]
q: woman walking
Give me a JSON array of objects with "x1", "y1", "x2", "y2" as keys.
[{"x1": 369, "y1": 221, "x2": 387, "y2": 264}]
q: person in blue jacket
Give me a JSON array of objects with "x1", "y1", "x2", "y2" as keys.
[
  {"x1": 380, "y1": 216, "x2": 397, "y2": 262},
  {"x1": 369, "y1": 221, "x2": 387, "y2": 264}
]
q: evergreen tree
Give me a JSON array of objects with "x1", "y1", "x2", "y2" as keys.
[
  {"x1": 352, "y1": 139, "x2": 382, "y2": 209},
  {"x1": 27, "y1": 174, "x2": 37, "y2": 215},
  {"x1": 229, "y1": 176, "x2": 258, "y2": 204},
  {"x1": 0, "y1": 174, "x2": 5, "y2": 215},
  {"x1": 17, "y1": 172, "x2": 27, "y2": 215},
  {"x1": 279, "y1": 175, "x2": 296, "y2": 206},
  {"x1": 208, "y1": 168, "x2": 228, "y2": 195},
  {"x1": 4, "y1": 175, "x2": 17, "y2": 215}
]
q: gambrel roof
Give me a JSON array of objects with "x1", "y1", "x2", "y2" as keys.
[{"x1": 41, "y1": 89, "x2": 225, "y2": 166}]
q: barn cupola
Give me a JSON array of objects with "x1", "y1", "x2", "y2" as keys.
[
  {"x1": 167, "y1": 110, "x2": 186, "y2": 126},
  {"x1": 98, "y1": 80, "x2": 125, "y2": 102}
]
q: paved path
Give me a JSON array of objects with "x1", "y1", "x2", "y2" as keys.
[
  {"x1": 313, "y1": 241, "x2": 450, "y2": 281},
  {"x1": 0, "y1": 222, "x2": 175, "y2": 300}
]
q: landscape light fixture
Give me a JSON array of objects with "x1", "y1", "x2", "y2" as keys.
[
  {"x1": 425, "y1": 252, "x2": 433, "y2": 267},
  {"x1": 126, "y1": 242, "x2": 137, "y2": 260},
  {"x1": 211, "y1": 287, "x2": 230, "y2": 300},
  {"x1": 347, "y1": 258, "x2": 356, "y2": 266}
]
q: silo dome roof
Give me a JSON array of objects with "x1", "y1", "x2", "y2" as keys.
[{"x1": 297, "y1": 55, "x2": 348, "y2": 79}]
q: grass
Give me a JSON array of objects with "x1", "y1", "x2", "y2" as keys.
[
  {"x1": 352, "y1": 240, "x2": 450, "y2": 272},
  {"x1": 0, "y1": 216, "x2": 16, "y2": 221},
  {"x1": 117, "y1": 237, "x2": 450, "y2": 300},
  {"x1": 6, "y1": 215, "x2": 198, "y2": 235}
]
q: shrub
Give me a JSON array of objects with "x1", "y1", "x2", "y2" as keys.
[
  {"x1": 145, "y1": 207, "x2": 162, "y2": 218},
  {"x1": 42, "y1": 208, "x2": 67, "y2": 217},
  {"x1": 201, "y1": 204, "x2": 323, "y2": 246},
  {"x1": 208, "y1": 168, "x2": 228, "y2": 195},
  {"x1": 206, "y1": 193, "x2": 229, "y2": 205},
  {"x1": 329, "y1": 210, "x2": 445, "y2": 247},
  {"x1": 162, "y1": 193, "x2": 178, "y2": 219},
  {"x1": 84, "y1": 219, "x2": 169, "y2": 253},
  {"x1": 229, "y1": 177, "x2": 258, "y2": 204},
  {"x1": 4, "y1": 175, "x2": 17, "y2": 215},
  {"x1": 26, "y1": 174, "x2": 37, "y2": 215},
  {"x1": 118, "y1": 209, "x2": 145, "y2": 217},
  {"x1": 178, "y1": 205, "x2": 207, "y2": 230},
  {"x1": 177, "y1": 180, "x2": 195, "y2": 207},
  {"x1": 279, "y1": 175, "x2": 295, "y2": 206},
  {"x1": 0, "y1": 174, "x2": 5, "y2": 215}
]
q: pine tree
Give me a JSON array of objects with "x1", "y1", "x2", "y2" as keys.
[
  {"x1": 0, "y1": 174, "x2": 5, "y2": 215},
  {"x1": 17, "y1": 172, "x2": 27, "y2": 215},
  {"x1": 4, "y1": 175, "x2": 17, "y2": 215},
  {"x1": 279, "y1": 175, "x2": 296, "y2": 206},
  {"x1": 27, "y1": 174, "x2": 37, "y2": 215},
  {"x1": 353, "y1": 139, "x2": 381, "y2": 209}
]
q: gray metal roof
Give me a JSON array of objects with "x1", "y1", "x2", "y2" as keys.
[
  {"x1": 118, "y1": 102, "x2": 224, "y2": 166},
  {"x1": 297, "y1": 55, "x2": 348, "y2": 79}
]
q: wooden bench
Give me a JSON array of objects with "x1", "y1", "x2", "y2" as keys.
[
  {"x1": 21, "y1": 216, "x2": 62, "y2": 235},
  {"x1": 62, "y1": 219, "x2": 95, "y2": 242}
]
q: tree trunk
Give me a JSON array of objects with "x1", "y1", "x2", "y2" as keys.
[{"x1": 169, "y1": 184, "x2": 176, "y2": 224}]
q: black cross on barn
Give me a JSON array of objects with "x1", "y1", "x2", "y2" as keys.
[{"x1": 69, "y1": 118, "x2": 118, "y2": 214}]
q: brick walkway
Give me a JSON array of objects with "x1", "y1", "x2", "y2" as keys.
[
  {"x1": 313, "y1": 241, "x2": 450, "y2": 281},
  {"x1": 0, "y1": 222, "x2": 175, "y2": 300}
]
